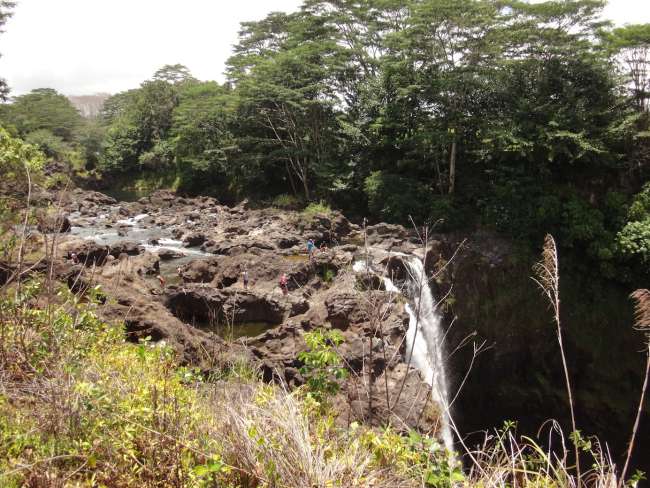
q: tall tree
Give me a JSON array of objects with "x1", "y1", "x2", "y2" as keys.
[
  {"x1": 153, "y1": 64, "x2": 197, "y2": 85},
  {"x1": 0, "y1": 88, "x2": 82, "y2": 141},
  {"x1": 228, "y1": 11, "x2": 343, "y2": 201},
  {"x1": 610, "y1": 24, "x2": 650, "y2": 112},
  {"x1": 0, "y1": 1, "x2": 14, "y2": 101}
]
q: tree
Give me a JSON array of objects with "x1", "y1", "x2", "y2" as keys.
[
  {"x1": 153, "y1": 64, "x2": 197, "y2": 85},
  {"x1": 610, "y1": 24, "x2": 650, "y2": 112},
  {"x1": 0, "y1": 1, "x2": 14, "y2": 101},
  {"x1": 228, "y1": 10, "x2": 344, "y2": 201},
  {"x1": 99, "y1": 80, "x2": 179, "y2": 173},
  {"x1": 0, "y1": 88, "x2": 82, "y2": 141},
  {"x1": 171, "y1": 81, "x2": 237, "y2": 194}
]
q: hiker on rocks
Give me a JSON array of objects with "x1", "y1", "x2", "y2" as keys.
[
  {"x1": 242, "y1": 267, "x2": 250, "y2": 290},
  {"x1": 157, "y1": 274, "x2": 166, "y2": 288},
  {"x1": 70, "y1": 252, "x2": 80, "y2": 264},
  {"x1": 279, "y1": 273, "x2": 288, "y2": 295},
  {"x1": 307, "y1": 239, "x2": 316, "y2": 260}
]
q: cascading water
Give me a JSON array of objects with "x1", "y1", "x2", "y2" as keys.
[
  {"x1": 354, "y1": 254, "x2": 454, "y2": 450},
  {"x1": 403, "y1": 257, "x2": 453, "y2": 450}
]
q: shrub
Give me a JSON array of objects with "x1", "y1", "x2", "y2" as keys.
[
  {"x1": 617, "y1": 219, "x2": 650, "y2": 268},
  {"x1": 302, "y1": 200, "x2": 333, "y2": 217},
  {"x1": 298, "y1": 328, "x2": 347, "y2": 404},
  {"x1": 272, "y1": 193, "x2": 301, "y2": 209}
]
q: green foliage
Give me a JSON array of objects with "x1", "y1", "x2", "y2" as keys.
[
  {"x1": 302, "y1": 200, "x2": 332, "y2": 217},
  {"x1": 617, "y1": 220, "x2": 650, "y2": 268},
  {"x1": 320, "y1": 265, "x2": 336, "y2": 283},
  {"x1": 0, "y1": 1, "x2": 14, "y2": 101},
  {"x1": 0, "y1": 282, "x2": 230, "y2": 486},
  {"x1": 298, "y1": 328, "x2": 347, "y2": 403},
  {"x1": 359, "y1": 426, "x2": 462, "y2": 487},
  {"x1": 0, "y1": 88, "x2": 82, "y2": 141},
  {"x1": 364, "y1": 171, "x2": 457, "y2": 226},
  {"x1": 271, "y1": 193, "x2": 301, "y2": 209},
  {"x1": 616, "y1": 183, "x2": 650, "y2": 271}
]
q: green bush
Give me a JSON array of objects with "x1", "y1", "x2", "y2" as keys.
[
  {"x1": 363, "y1": 170, "x2": 462, "y2": 228},
  {"x1": 617, "y1": 219, "x2": 650, "y2": 267},
  {"x1": 298, "y1": 328, "x2": 347, "y2": 404},
  {"x1": 272, "y1": 193, "x2": 301, "y2": 209},
  {"x1": 302, "y1": 200, "x2": 333, "y2": 217}
]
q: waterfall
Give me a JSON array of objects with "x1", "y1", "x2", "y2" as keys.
[
  {"x1": 354, "y1": 255, "x2": 454, "y2": 450},
  {"x1": 403, "y1": 257, "x2": 454, "y2": 450}
]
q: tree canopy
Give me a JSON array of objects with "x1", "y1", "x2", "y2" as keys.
[{"x1": 11, "y1": 1, "x2": 648, "y2": 281}]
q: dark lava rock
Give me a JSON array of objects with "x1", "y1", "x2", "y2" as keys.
[
  {"x1": 184, "y1": 232, "x2": 207, "y2": 247},
  {"x1": 158, "y1": 249, "x2": 185, "y2": 261},
  {"x1": 37, "y1": 214, "x2": 71, "y2": 234}
]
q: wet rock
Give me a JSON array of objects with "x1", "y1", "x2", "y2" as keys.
[
  {"x1": 59, "y1": 238, "x2": 110, "y2": 266},
  {"x1": 37, "y1": 213, "x2": 71, "y2": 233},
  {"x1": 184, "y1": 232, "x2": 207, "y2": 247},
  {"x1": 132, "y1": 253, "x2": 160, "y2": 276},
  {"x1": 110, "y1": 241, "x2": 142, "y2": 257},
  {"x1": 158, "y1": 249, "x2": 185, "y2": 261},
  {"x1": 277, "y1": 236, "x2": 300, "y2": 249},
  {"x1": 378, "y1": 255, "x2": 409, "y2": 281},
  {"x1": 341, "y1": 363, "x2": 442, "y2": 434}
]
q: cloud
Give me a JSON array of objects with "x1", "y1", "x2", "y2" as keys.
[{"x1": 0, "y1": 0, "x2": 303, "y2": 95}]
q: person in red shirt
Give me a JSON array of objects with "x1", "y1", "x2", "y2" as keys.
[{"x1": 279, "y1": 273, "x2": 288, "y2": 295}]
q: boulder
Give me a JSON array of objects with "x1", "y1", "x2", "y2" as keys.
[
  {"x1": 37, "y1": 213, "x2": 71, "y2": 233},
  {"x1": 179, "y1": 258, "x2": 221, "y2": 283},
  {"x1": 325, "y1": 292, "x2": 369, "y2": 330},
  {"x1": 184, "y1": 232, "x2": 207, "y2": 247},
  {"x1": 166, "y1": 285, "x2": 291, "y2": 326},
  {"x1": 59, "y1": 238, "x2": 110, "y2": 266},
  {"x1": 109, "y1": 241, "x2": 142, "y2": 257},
  {"x1": 158, "y1": 249, "x2": 185, "y2": 261}
]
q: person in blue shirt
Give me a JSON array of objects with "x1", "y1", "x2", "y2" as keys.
[{"x1": 307, "y1": 239, "x2": 316, "y2": 260}]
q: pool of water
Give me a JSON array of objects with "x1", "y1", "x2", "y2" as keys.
[
  {"x1": 184, "y1": 318, "x2": 272, "y2": 340},
  {"x1": 284, "y1": 254, "x2": 309, "y2": 263}
]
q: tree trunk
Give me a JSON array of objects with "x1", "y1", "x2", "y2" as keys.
[
  {"x1": 448, "y1": 138, "x2": 457, "y2": 194},
  {"x1": 302, "y1": 173, "x2": 310, "y2": 202},
  {"x1": 286, "y1": 161, "x2": 298, "y2": 197}
]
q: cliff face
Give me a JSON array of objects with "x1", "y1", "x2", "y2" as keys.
[
  {"x1": 427, "y1": 233, "x2": 650, "y2": 475},
  {"x1": 67, "y1": 93, "x2": 110, "y2": 118}
]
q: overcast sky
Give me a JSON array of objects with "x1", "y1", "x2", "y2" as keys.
[{"x1": 0, "y1": 0, "x2": 648, "y2": 97}]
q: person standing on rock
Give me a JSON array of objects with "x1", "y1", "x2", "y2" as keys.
[
  {"x1": 242, "y1": 267, "x2": 250, "y2": 290},
  {"x1": 307, "y1": 239, "x2": 316, "y2": 260},
  {"x1": 279, "y1": 273, "x2": 288, "y2": 295}
]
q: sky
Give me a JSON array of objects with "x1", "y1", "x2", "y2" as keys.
[{"x1": 0, "y1": 0, "x2": 649, "y2": 97}]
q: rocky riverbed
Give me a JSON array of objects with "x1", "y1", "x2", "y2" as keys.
[{"x1": 36, "y1": 189, "x2": 455, "y2": 439}]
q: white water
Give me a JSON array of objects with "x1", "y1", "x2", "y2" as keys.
[
  {"x1": 141, "y1": 238, "x2": 212, "y2": 257},
  {"x1": 354, "y1": 255, "x2": 454, "y2": 450},
  {"x1": 403, "y1": 257, "x2": 453, "y2": 450},
  {"x1": 116, "y1": 213, "x2": 149, "y2": 226}
]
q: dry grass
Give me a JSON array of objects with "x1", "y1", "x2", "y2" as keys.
[{"x1": 630, "y1": 289, "x2": 650, "y2": 334}]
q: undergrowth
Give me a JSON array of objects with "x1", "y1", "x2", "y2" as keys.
[
  {"x1": 0, "y1": 272, "x2": 630, "y2": 487},
  {"x1": 0, "y1": 278, "x2": 450, "y2": 487}
]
